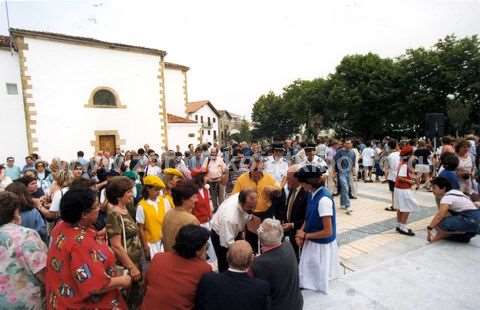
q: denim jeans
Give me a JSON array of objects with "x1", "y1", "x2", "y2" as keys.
[
  {"x1": 439, "y1": 209, "x2": 480, "y2": 233},
  {"x1": 338, "y1": 173, "x2": 351, "y2": 208}
]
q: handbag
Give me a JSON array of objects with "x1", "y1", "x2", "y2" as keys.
[{"x1": 115, "y1": 213, "x2": 129, "y2": 276}]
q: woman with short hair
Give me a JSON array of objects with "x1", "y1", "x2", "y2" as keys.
[
  {"x1": 455, "y1": 139, "x2": 475, "y2": 194},
  {"x1": 0, "y1": 191, "x2": 47, "y2": 310},
  {"x1": 5, "y1": 182, "x2": 47, "y2": 243},
  {"x1": 162, "y1": 181, "x2": 200, "y2": 253},
  {"x1": 46, "y1": 187, "x2": 131, "y2": 309},
  {"x1": 106, "y1": 176, "x2": 145, "y2": 309},
  {"x1": 142, "y1": 224, "x2": 212, "y2": 310}
]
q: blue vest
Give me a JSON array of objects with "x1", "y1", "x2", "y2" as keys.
[{"x1": 304, "y1": 187, "x2": 336, "y2": 244}]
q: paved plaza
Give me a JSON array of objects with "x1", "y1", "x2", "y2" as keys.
[{"x1": 304, "y1": 182, "x2": 480, "y2": 310}]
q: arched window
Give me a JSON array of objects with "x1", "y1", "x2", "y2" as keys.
[{"x1": 93, "y1": 89, "x2": 116, "y2": 106}]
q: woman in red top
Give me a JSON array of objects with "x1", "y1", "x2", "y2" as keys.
[
  {"x1": 191, "y1": 168, "x2": 213, "y2": 225},
  {"x1": 394, "y1": 146, "x2": 418, "y2": 236},
  {"x1": 46, "y1": 187, "x2": 131, "y2": 309},
  {"x1": 142, "y1": 224, "x2": 212, "y2": 310}
]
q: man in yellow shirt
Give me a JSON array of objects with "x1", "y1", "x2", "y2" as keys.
[{"x1": 233, "y1": 158, "x2": 281, "y2": 215}]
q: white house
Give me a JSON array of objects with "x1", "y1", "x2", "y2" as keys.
[
  {"x1": 0, "y1": 28, "x2": 197, "y2": 162},
  {"x1": 186, "y1": 100, "x2": 220, "y2": 144},
  {"x1": 167, "y1": 114, "x2": 201, "y2": 153},
  {"x1": 0, "y1": 35, "x2": 28, "y2": 163}
]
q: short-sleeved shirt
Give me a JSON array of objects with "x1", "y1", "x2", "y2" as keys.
[
  {"x1": 46, "y1": 221, "x2": 125, "y2": 309},
  {"x1": 440, "y1": 190, "x2": 477, "y2": 213},
  {"x1": 387, "y1": 151, "x2": 400, "y2": 181},
  {"x1": 361, "y1": 148, "x2": 375, "y2": 166},
  {"x1": 106, "y1": 210, "x2": 143, "y2": 266},
  {"x1": 203, "y1": 157, "x2": 227, "y2": 180},
  {"x1": 0, "y1": 223, "x2": 47, "y2": 310},
  {"x1": 232, "y1": 172, "x2": 280, "y2": 213},
  {"x1": 438, "y1": 170, "x2": 461, "y2": 190},
  {"x1": 49, "y1": 187, "x2": 69, "y2": 212}
]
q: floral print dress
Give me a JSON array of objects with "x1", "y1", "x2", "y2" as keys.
[
  {"x1": 106, "y1": 209, "x2": 145, "y2": 309},
  {"x1": 0, "y1": 223, "x2": 47, "y2": 310}
]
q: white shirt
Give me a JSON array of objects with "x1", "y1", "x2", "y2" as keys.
[
  {"x1": 0, "y1": 176, "x2": 12, "y2": 191},
  {"x1": 301, "y1": 155, "x2": 327, "y2": 169},
  {"x1": 312, "y1": 187, "x2": 334, "y2": 217},
  {"x1": 387, "y1": 151, "x2": 400, "y2": 181},
  {"x1": 50, "y1": 187, "x2": 69, "y2": 212},
  {"x1": 211, "y1": 193, "x2": 252, "y2": 248},
  {"x1": 361, "y1": 147, "x2": 375, "y2": 167},
  {"x1": 316, "y1": 144, "x2": 328, "y2": 158},
  {"x1": 136, "y1": 198, "x2": 172, "y2": 224},
  {"x1": 145, "y1": 164, "x2": 161, "y2": 177},
  {"x1": 440, "y1": 190, "x2": 477, "y2": 213},
  {"x1": 264, "y1": 158, "x2": 289, "y2": 182}
]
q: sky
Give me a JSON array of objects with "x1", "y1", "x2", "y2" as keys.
[{"x1": 1, "y1": 0, "x2": 480, "y2": 118}]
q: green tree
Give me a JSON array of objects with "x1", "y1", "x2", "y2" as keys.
[{"x1": 251, "y1": 92, "x2": 301, "y2": 139}]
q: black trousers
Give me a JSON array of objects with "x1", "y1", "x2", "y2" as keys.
[{"x1": 211, "y1": 230, "x2": 229, "y2": 272}]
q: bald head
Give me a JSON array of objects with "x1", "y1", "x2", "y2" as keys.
[{"x1": 227, "y1": 240, "x2": 253, "y2": 271}]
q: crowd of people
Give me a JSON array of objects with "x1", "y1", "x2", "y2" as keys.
[{"x1": 0, "y1": 134, "x2": 479, "y2": 309}]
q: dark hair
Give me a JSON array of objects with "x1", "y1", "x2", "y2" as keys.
[
  {"x1": 72, "y1": 161, "x2": 83, "y2": 170},
  {"x1": 238, "y1": 188, "x2": 256, "y2": 205},
  {"x1": 25, "y1": 155, "x2": 33, "y2": 161},
  {"x1": 138, "y1": 148, "x2": 145, "y2": 155},
  {"x1": 388, "y1": 139, "x2": 398, "y2": 150},
  {"x1": 77, "y1": 151, "x2": 84, "y2": 157},
  {"x1": 192, "y1": 172, "x2": 207, "y2": 188},
  {"x1": 442, "y1": 136, "x2": 454, "y2": 145},
  {"x1": 5, "y1": 182, "x2": 35, "y2": 212},
  {"x1": 431, "y1": 177, "x2": 452, "y2": 192},
  {"x1": 0, "y1": 164, "x2": 4, "y2": 171},
  {"x1": 141, "y1": 185, "x2": 156, "y2": 200},
  {"x1": 34, "y1": 161, "x2": 46, "y2": 169},
  {"x1": 440, "y1": 153, "x2": 459, "y2": 171},
  {"x1": 19, "y1": 175, "x2": 37, "y2": 187},
  {"x1": 70, "y1": 177, "x2": 97, "y2": 191},
  {"x1": 105, "y1": 176, "x2": 133, "y2": 205},
  {"x1": 171, "y1": 181, "x2": 198, "y2": 206},
  {"x1": 455, "y1": 139, "x2": 470, "y2": 154},
  {"x1": 60, "y1": 188, "x2": 97, "y2": 224},
  {"x1": 173, "y1": 224, "x2": 209, "y2": 259},
  {"x1": 0, "y1": 191, "x2": 21, "y2": 225}
]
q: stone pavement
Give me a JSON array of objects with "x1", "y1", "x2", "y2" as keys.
[{"x1": 304, "y1": 182, "x2": 480, "y2": 309}]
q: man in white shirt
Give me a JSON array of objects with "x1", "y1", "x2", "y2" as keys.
[
  {"x1": 361, "y1": 143, "x2": 375, "y2": 182},
  {"x1": 385, "y1": 140, "x2": 400, "y2": 211},
  {"x1": 264, "y1": 144, "x2": 289, "y2": 183},
  {"x1": 211, "y1": 189, "x2": 260, "y2": 272},
  {"x1": 203, "y1": 148, "x2": 228, "y2": 211},
  {"x1": 301, "y1": 143, "x2": 327, "y2": 169}
]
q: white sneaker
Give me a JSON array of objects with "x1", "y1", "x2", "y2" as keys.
[{"x1": 346, "y1": 209, "x2": 352, "y2": 215}]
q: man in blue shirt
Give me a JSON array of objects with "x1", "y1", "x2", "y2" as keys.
[
  {"x1": 5, "y1": 157, "x2": 21, "y2": 180},
  {"x1": 333, "y1": 140, "x2": 356, "y2": 215}
]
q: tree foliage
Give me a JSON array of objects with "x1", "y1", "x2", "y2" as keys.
[{"x1": 251, "y1": 34, "x2": 480, "y2": 139}]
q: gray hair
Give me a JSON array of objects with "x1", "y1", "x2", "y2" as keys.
[{"x1": 258, "y1": 218, "x2": 284, "y2": 246}]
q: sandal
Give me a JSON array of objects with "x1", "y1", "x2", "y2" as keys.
[{"x1": 385, "y1": 206, "x2": 396, "y2": 212}]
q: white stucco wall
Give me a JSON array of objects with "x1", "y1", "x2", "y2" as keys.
[
  {"x1": 0, "y1": 49, "x2": 28, "y2": 163},
  {"x1": 22, "y1": 37, "x2": 166, "y2": 161},
  {"x1": 189, "y1": 105, "x2": 220, "y2": 144},
  {"x1": 167, "y1": 122, "x2": 201, "y2": 153},
  {"x1": 164, "y1": 68, "x2": 187, "y2": 117}
]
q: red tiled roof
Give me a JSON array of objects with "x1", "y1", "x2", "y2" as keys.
[
  {"x1": 186, "y1": 100, "x2": 220, "y2": 116},
  {"x1": 167, "y1": 113, "x2": 196, "y2": 123}
]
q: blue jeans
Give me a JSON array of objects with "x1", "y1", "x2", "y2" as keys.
[{"x1": 338, "y1": 173, "x2": 351, "y2": 208}]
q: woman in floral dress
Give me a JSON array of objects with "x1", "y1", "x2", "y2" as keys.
[
  {"x1": 0, "y1": 191, "x2": 47, "y2": 310},
  {"x1": 106, "y1": 176, "x2": 145, "y2": 309}
]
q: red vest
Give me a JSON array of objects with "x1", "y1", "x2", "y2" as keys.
[
  {"x1": 395, "y1": 162, "x2": 412, "y2": 189},
  {"x1": 192, "y1": 188, "x2": 211, "y2": 224}
]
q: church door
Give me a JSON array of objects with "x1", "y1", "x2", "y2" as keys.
[{"x1": 99, "y1": 135, "x2": 116, "y2": 154}]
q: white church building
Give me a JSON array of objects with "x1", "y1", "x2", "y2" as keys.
[{"x1": 0, "y1": 28, "x2": 208, "y2": 162}]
